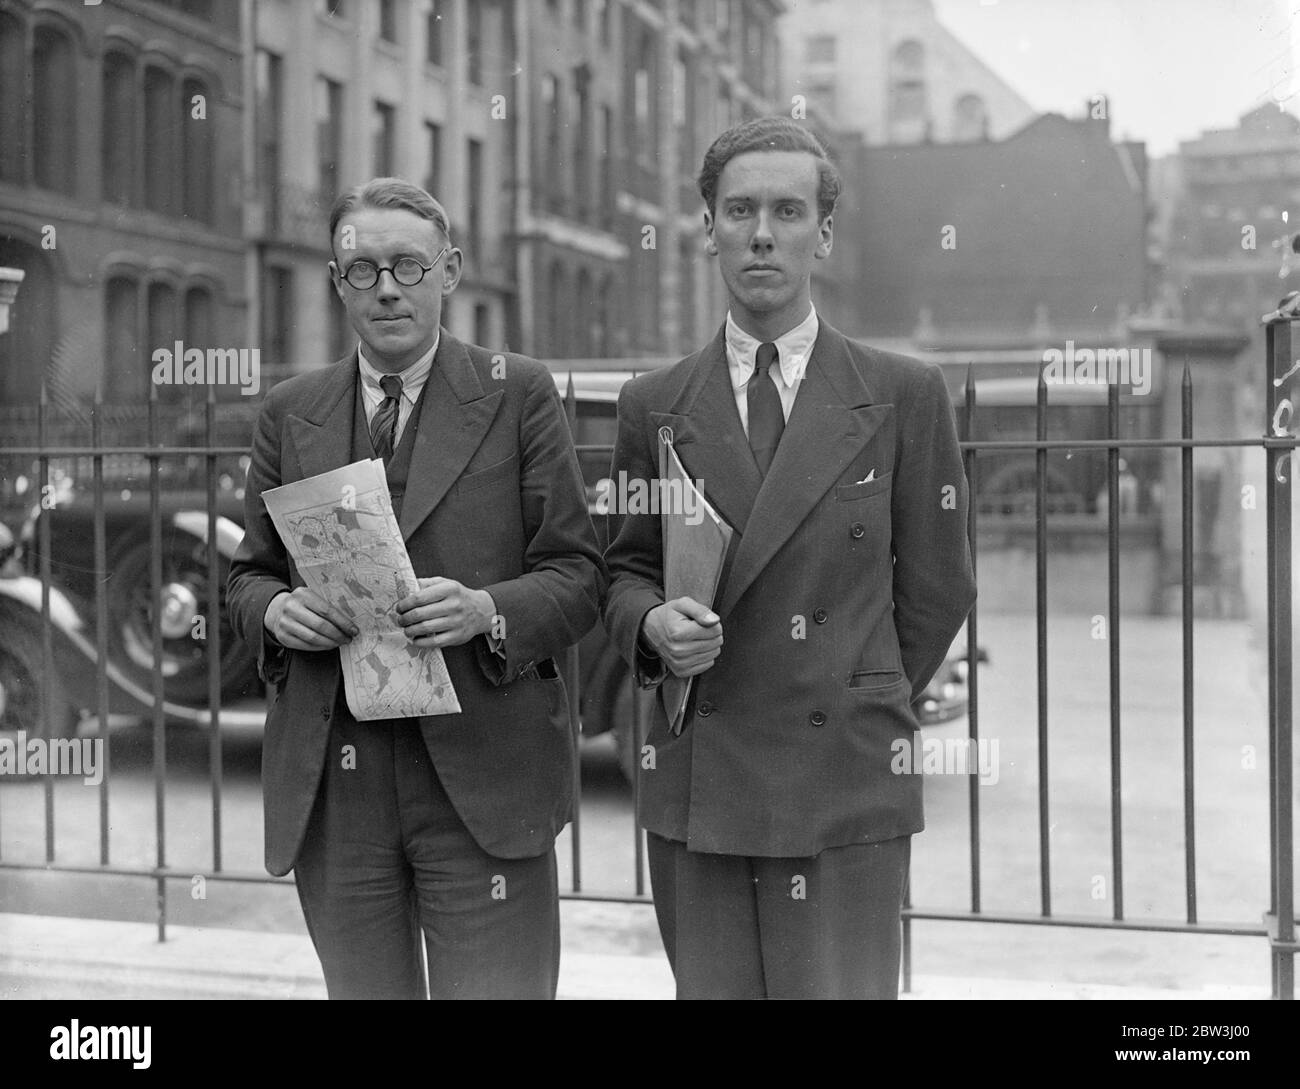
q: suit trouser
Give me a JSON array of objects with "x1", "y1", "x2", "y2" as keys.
[
  {"x1": 293, "y1": 711, "x2": 560, "y2": 999},
  {"x1": 647, "y1": 831, "x2": 910, "y2": 999}
]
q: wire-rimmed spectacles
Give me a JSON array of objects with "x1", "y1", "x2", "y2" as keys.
[{"x1": 338, "y1": 246, "x2": 449, "y2": 290}]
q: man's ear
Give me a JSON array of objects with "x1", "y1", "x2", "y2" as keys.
[
  {"x1": 327, "y1": 260, "x2": 346, "y2": 301},
  {"x1": 815, "y1": 214, "x2": 833, "y2": 260},
  {"x1": 441, "y1": 248, "x2": 464, "y2": 295},
  {"x1": 704, "y1": 209, "x2": 718, "y2": 256}
]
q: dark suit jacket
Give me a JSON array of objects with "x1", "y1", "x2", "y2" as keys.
[
  {"x1": 603, "y1": 321, "x2": 976, "y2": 857},
  {"x1": 228, "y1": 332, "x2": 605, "y2": 876}
]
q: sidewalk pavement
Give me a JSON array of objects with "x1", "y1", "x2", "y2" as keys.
[{"x1": 0, "y1": 906, "x2": 1270, "y2": 1000}]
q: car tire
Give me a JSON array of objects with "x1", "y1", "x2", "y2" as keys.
[
  {"x1": 0, "y1": 598, "x2": 79, "y2": 780},
  {"x1": 105, "y1": 532, "x2": 256, "y2": 706}
]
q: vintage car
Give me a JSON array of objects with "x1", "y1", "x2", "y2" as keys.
[{"x1": 0, "y1": 361, "x2": 976, "y2": 781}]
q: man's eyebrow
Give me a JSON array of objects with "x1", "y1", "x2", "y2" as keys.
[{"x1": 720, "y1": 193, "x2": 809, "y2": 205}]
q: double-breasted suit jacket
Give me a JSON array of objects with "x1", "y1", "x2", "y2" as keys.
[
  {"x1": 603, "y1": 321, "x2": 977, "y2": 858},
  {"x1": 228, "y1": 332, "x2": 605, "y2": 876}
]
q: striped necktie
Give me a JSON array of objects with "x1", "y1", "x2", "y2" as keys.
[{"x1": 370, "y1": 374, "x2": 403, "y2": 462}]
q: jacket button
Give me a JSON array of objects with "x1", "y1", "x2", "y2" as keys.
[
  {"x1": 813, "y1": 608, "x2": 828, "y2": 623},
  {"x1": 850, "y1": 522, "x2": 866, "y2": 539},
  {"x1": 696, "y1": 700, "x2": 714, "y2": 717},
  {"x1": 809, "y1": 709, "x2": 827, "y2": 727},
  {"x1": 320, "y1": 705, "x2": 331, "y2": 721}
]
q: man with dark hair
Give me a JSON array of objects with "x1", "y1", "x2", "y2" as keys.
[
  {"x1": 603, "y1": 118, "x2": 976, "y2": 998},
  {"x1": 228, "y1": 177, "x2": 604, "y2": 999}
]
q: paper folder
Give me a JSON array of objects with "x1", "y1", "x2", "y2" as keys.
[{"x1": 657, "y1": 425, "x2": 734, "y2": 735}]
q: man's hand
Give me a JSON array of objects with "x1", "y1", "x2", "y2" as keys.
[
  {"x1": 396, "y1": 577, "x2": 497, "y2": 649},
  {"x1": 641, "y1": 597, "x2": 723, "y2": 678},
  {"x1": 264, "y1": 588, "x2": 358, "y2": 651}
]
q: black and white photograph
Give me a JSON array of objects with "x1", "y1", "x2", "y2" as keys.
[{"x1": 0, "y1": 0, "x2": 1296, "y2": 1041}]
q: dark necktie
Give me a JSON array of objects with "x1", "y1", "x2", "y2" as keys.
[
  {"x1": 370, "y1": 374, "x2": 403, "y2": 462},
  {"x1": 747, "y1": 341, "x2": 784, "y2": 476}
]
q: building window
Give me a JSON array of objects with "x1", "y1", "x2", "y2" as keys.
[
  {"x1": 952, "y1": 93, "x2": 989, "y2": 142},
  {"x1": 542, "y1": 74, "x2": 562, "y2": 210},
  {"x1": 806, "y1": 35, "x2": 835, "y2": 64},
  {"x1": 260, "y1": 265, "x2": 294, "y2": 374},
  {"x1": 573, "y1": 67, "x2": 591, "y2": 217},
  {"x1": 596, "y1": 0, "x2": 611, "y2": 45},
  {"x1": 889, "y1": 40, "x2": 928, "y2": 129},
  {"x1": 144, "y1": 67, "x2": 179, "y2": 214},
  {"x1": 184, "y1": 286, "x2": 214, "y2": 350},
  {"x1": 32, "y1": 25, "x2": 77, "y2": 195},
  {"x1": 102, "y1": 53, "x2": 136, "y2": 205},
  {"x1": 105, "y1": 277, "x2": 141, "y2": 402},
  {"x1": 147, "y1": 281, "x2": 180, "y2": 400},
  {"x1": 316, "y1": 77, "x2": 343, "y2": 203},
  {"x1": 467, "y1": 137, "x2": 484, "y2": 253},
  {"x1": 600, "y1": 103, "x2": 614, "y2": 228},
  {"x1": 467, "y1": 0, "x2": 483, "y2": 84},
  {"x1": 548, "y1": 261, "x2": 568, "y2": 356},
  {"x1": 674, "y1": 50, "x2": 693, "y2": 175},
  {"x1": 0, "y1": 13, "x2": 25, "y2": 185},
  {"x1": 574, "y1": 0, "x2": 588, "y2": 30},
  {"x1": 378, "y1": 0, "x2": 398, "y2": 42},
  {"x1": 373, "y1": 101, "x2": 395, "y2": 176},
  {"x1": 426, "y1": 0, "x2": 445, "y2": 64},
  {"x1": 575, "y1": 269, "x2": 593, "y2": 357},
  {"x1": 474, "y1": 303, "x2": 491, "y2": 349},
  {"x1": 256, "y1": 50, "x2": 283, "y2": 230},
  {"x1": 182, "y1": 78, "x2": 213, "y2": 223},
  {"x1": 424, "y1": 121, "x2": 442, "y2": 196}
]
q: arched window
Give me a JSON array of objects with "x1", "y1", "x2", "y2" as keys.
[
  {"x1": 182, "y1": 78, "x2": 213, "y2": 222},
  {"x1": 32, "y1": 25, "x2": 77, "y2": 194},
  {"x1": 147, "y1": 281, "x2": 180, "y2": 400},
  {"x1": 952, "y1": 93, "x2": 989, "y2": 142},
  {"x1": 888, "y1": 39, "x2": 928, "y2": 137},
  {"x1": 184, "y1": 285, "x2": 213, "y2": 347},
  {"x1": 0, "y1": 238, "x2": 57, "y2": 404},
  {"x1": 105, "y1": 276, "x2": 141, "y2": 402},
  {"x1": 103, "y1": 53, "x2": 137, "y2": 205},
  {"x1": 144, "y1": 66, "x2": 179, "y2": 214},
  {"x1": 0, "y1": 12, "x2": 26, "y2": 185}
]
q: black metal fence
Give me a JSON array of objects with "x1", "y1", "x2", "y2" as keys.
[{"x1": 0, "y1": 321, "x2": 1295, "y2": 998}]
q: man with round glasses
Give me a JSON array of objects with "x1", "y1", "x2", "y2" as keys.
[{"x1": 228, "y1": 177, "x2": 605, "y2": 999}]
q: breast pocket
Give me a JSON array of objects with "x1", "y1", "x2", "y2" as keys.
[
  {"x1": 836, "y1": 470, "x2": 892, "y2": 502},
  {"x1": 457, "y1": 453, "x2": 519, "y2": 496}
]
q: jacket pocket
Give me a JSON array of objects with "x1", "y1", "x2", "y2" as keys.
[
  {"x1": 848, "y1": 668, "x2": 906, "y2": 691},
  {"x1": 457, "y1": 453, "x2": 519, "y2": 495},
  {"x1": 836, "y1": 472, "x2": 892, "y2": 501}
]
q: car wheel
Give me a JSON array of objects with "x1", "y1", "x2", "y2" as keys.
[
  {"x1": 105, "y1": 533, "x2": 256, "y2": 705},
  {"x1": 0, "y1": 598, "x2": 79, "y2": 777}
]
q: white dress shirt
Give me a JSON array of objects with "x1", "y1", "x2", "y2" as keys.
[
  {"x1": 724, "y1": 306, "x2": 819, "y2": 434},
  {"x1": 357, "y1": 332, "x2": 439, "y2": 448}
]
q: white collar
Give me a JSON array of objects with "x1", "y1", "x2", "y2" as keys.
[
  {"x1": 357, "y1": 332, "x2": 440, "y2": 401},
  {"x1": 724, "y1": 306, "x2": 819, "y2": 389}
]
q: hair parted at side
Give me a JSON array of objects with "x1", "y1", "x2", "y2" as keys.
[
  {"x1": 698, "y1": 117, "x2": 841, "y2": 222},
  {"x1": 328, "y1": 177, "x2": 453, "y2": 253}
]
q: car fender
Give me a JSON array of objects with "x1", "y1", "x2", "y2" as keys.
[
  {"x1": 0, "y1": 575, "x2": 85, "y2": 637},
  {"x1": 170, "y1": 511, "x2": 245, "y2": 558}
]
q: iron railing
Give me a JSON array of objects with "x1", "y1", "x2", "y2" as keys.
[{"x1": 0, "y1": 322, "x2": 1295, "y2": 998}]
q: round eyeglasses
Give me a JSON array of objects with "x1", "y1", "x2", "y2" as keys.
[{"x1": 339, "y1": 246, "x2": 449, "y2": 290}]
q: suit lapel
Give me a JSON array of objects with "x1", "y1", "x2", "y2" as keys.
[
  {"x1": 651, "y1": 326, "x2": 763, "y2": 537},
  {"x1": 397, "y1": 331, "x2": 503, "y2": 540},
  {"x1": 285, "y1": 354, "x2": 361, "y2": 482},
  {"x1": 715, "y1": 324, "x2": 891, "y2": 618}
]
